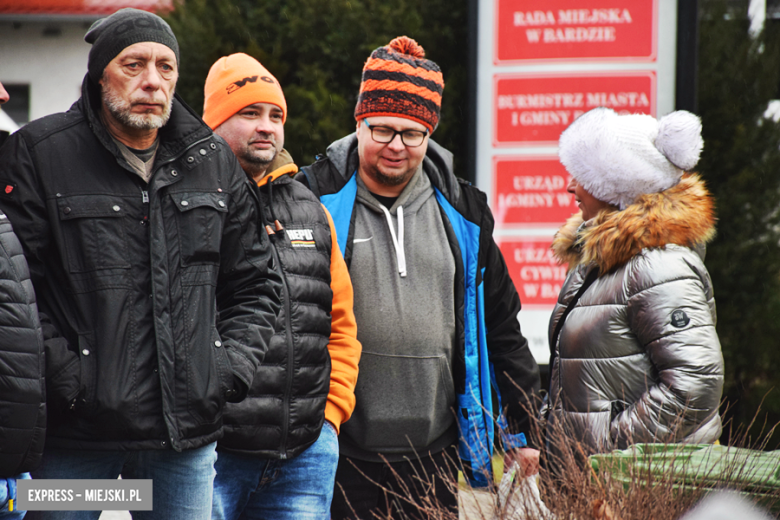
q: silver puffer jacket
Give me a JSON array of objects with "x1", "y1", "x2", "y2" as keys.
[{"x1": 547, "y1": 174, "x2": 724, "y2": 455}]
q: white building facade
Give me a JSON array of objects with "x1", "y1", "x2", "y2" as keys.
[{"x1": 0, "y1": 0, "x2": 171, "y2": 128}]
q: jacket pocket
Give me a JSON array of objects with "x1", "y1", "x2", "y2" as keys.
[
  {"x1": 213, "y1": 329, "x2": 234, "y2": 400},
  {"x1": 344, "y1": 351, "x2": 456, "y2": 451},
  {"x1": 57, "y1": 195, "x2": 131, "y2": 273},
  {"x1": 170, "y1": 192, "x2": 229, "y2": 266},
  {"x1": 74, "y1": 332, "x2": 97, "y2": 416},
  {"x1": 188, "y1": 328, "x2": 231, "y2": 425}
]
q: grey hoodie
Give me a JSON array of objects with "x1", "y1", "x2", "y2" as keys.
[{"x1": 339, "y1": 167, "x2": 459, "y2": 461}]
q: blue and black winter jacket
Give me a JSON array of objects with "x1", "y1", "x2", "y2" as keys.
[{"x1": 298, "y1": 134, "x2": 540, "y2": 487}]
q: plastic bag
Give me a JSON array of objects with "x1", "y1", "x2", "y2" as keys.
[{"x1": 494, "y1": 463, "x2": 554, "y2": 520}]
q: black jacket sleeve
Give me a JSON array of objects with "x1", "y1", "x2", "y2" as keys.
[
  {"x1": 480, "y1": 208, "x2": 541, "y2": 443},
  {"x1": 215, "y1": 154, "x2": 282, "y2": 402},
  {"x1": 0, "y1": 218, "x2": 46, "y2": 476}
]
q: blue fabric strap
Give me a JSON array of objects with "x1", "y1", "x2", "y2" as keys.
[{"x1": 321, "y1": 172, "x2": 358, "y2": 255}]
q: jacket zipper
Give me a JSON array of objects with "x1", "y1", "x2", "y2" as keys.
[
  {"x1": 146, "y1": 134, "x2": 215, "y2": 450},
  {"x1": 270, "y1": 240, "x2": 294, "y2": 459},
  {"x1": 141, "y1": 187, "x2": 149, "y2": 225}
]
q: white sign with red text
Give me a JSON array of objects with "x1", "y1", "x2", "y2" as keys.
[
  {"x1": 495, "y1": 0, "x2": 657, "y2": 63},
  {"x1": 494, "y1": 72, "x2": 656, "y2": 146},
  {"x1": 476, "y1": 0, "x2": 679, "y2": 365},
  {"x1": 493, "y1": 156, "x2": 577, "y2": 228}
]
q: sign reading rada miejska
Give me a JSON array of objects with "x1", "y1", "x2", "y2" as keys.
[{"x1": 496, "y1": 1, "x2": 656, "y2": 63}]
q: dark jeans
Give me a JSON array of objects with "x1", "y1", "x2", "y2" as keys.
[
  {"x1": 331, "y1": 446, "x2": 458, "y2": 520},
  {"x1": 212, "y1": 422, "x2": 339, "y2": 520},
  {"x1": 26, "y1": 442, "x2": 217, "y2": 520}
]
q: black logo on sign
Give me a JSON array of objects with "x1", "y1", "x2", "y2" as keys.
[
  {"x1": 226, "y1": 76, "x2": 258, "y2": 94},
  {"x1": 671, "y1": 309, "x2": 690, "y2": 328}
]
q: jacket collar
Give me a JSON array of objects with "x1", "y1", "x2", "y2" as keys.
[
  {"x1": 78, "y1": 74, "x2": 212, "y2": 165},
  {"x1": 256, "y1": 149, "x2": 298, "y2": 187},
  {"x1": 552, "y1": 174, "x2": 716, "y2": 274}
]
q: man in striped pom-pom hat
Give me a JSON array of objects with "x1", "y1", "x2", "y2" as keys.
[{"x1": 299, "y1": 36, "x2": 540, "y2": 520}]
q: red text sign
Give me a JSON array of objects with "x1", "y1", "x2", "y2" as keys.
[
  {"x1": 494, "y1": 72, "x2": 655, "y2": 146},
  {"x1": 495, "y1": 0, "x2": 656, "y2": 63},
  {"x1": 493, "y1": 156, "x2": 577, "y2": 228},
  {"x1": 499, "y1": 237, "x2": 565, "y2": 307}
]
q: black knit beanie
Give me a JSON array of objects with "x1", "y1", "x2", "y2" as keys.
[{"x1": 84, "y1": 8, "x2": 180, "y2": 84}]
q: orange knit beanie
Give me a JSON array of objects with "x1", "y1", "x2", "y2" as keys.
[
  {"x1": 203, "y1": 53, "x2": 287, "y2": 130},
  {"x1": 354, "y1": 36, "x2": 444, "y2": 133}
]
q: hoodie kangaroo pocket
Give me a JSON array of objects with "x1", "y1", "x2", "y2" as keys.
[{"x1": 345, "y1": 351, "x2": 456, "y2": 451}]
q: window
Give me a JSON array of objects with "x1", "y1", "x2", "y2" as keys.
[{"x1": 2, "y1": 84, "x2": 30, "y2": 126}]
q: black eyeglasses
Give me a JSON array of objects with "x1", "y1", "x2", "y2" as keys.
[{"x1": 363, "y1": 119, "x2": 428, "y2": 147}]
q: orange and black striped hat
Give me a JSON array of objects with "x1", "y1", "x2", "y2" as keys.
[{"x1": 354, "y1": 36, "x2": 444, "y2": 133}]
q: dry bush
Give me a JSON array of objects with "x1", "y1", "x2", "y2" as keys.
[{"x1": 343, "y1": 399, "x2": 780, "y2": 520}]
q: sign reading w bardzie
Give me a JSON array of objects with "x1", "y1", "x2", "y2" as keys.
[{"x1": 496, "y1": 0, "x2": 657, "y2": 63}]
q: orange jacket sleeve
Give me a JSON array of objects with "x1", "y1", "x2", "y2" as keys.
[{"x1": 322, "y1": 205, "x2": 361, "y2": 433}]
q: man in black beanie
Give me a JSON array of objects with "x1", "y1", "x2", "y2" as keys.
[{"x1": 0, "y1": 8, "x2": 281, "y2": 519}]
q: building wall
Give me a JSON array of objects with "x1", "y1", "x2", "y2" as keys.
[{"x1": 0, "y1": 20, "x2": 91, "y2": 122}]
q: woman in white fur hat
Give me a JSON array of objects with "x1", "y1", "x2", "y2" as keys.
[{"x1": 545, "y1": 107, "x2": 724, "y2": 458}]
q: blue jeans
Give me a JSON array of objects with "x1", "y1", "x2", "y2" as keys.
[
  {"x1": 27, "y1": 442, "x2": 217, "y2": 520},
  {"x1": 212, "y1": 421, "x2": 339, "y2": 520},
  {"x1": 0, "y1": 474, "x2": 29, "y2": 519}
]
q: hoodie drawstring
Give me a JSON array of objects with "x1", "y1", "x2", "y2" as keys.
[{"x1": 378, "y1": 204, "x2": 407, "y2": 278}]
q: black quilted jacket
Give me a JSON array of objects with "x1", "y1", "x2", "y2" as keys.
[
  {"x1": 0, "y1": 214, "x2": 46, "y2": 476},
  {"x1": 220, "y1": 171, "x2": 333, "y2": 459}
]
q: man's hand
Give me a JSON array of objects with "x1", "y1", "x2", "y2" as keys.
[{"x1": 504, "y1": 447, "x2": 540, "y2": 477}]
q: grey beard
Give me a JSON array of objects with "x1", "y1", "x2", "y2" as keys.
[{"x1": 101, "y1": 87, "x2": 173, "y2": 131}]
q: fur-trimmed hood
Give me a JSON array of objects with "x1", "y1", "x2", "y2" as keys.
[{"x1": 551, "y1": 174, "x2": 716, "y2": 274}]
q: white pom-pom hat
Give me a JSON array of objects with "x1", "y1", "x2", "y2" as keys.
[{"x1": 558, "y1": 107, "x2": 703, "y2": 209}]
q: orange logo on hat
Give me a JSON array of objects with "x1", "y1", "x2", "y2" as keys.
[{"x1": 4, "y1": 185, "x2": 12, "y2": 194}]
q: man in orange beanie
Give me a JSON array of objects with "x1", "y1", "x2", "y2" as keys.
[
  {"x1": 203, "y1": 53, "x2": 361, "y2": 520},
  {"x1": 299, "y1": 36, "x2": 540, "y2": 519}
]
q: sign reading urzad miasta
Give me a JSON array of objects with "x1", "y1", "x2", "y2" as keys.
[{"x1": 496, "y1": 0, "x2": 657, "y2": 63}]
